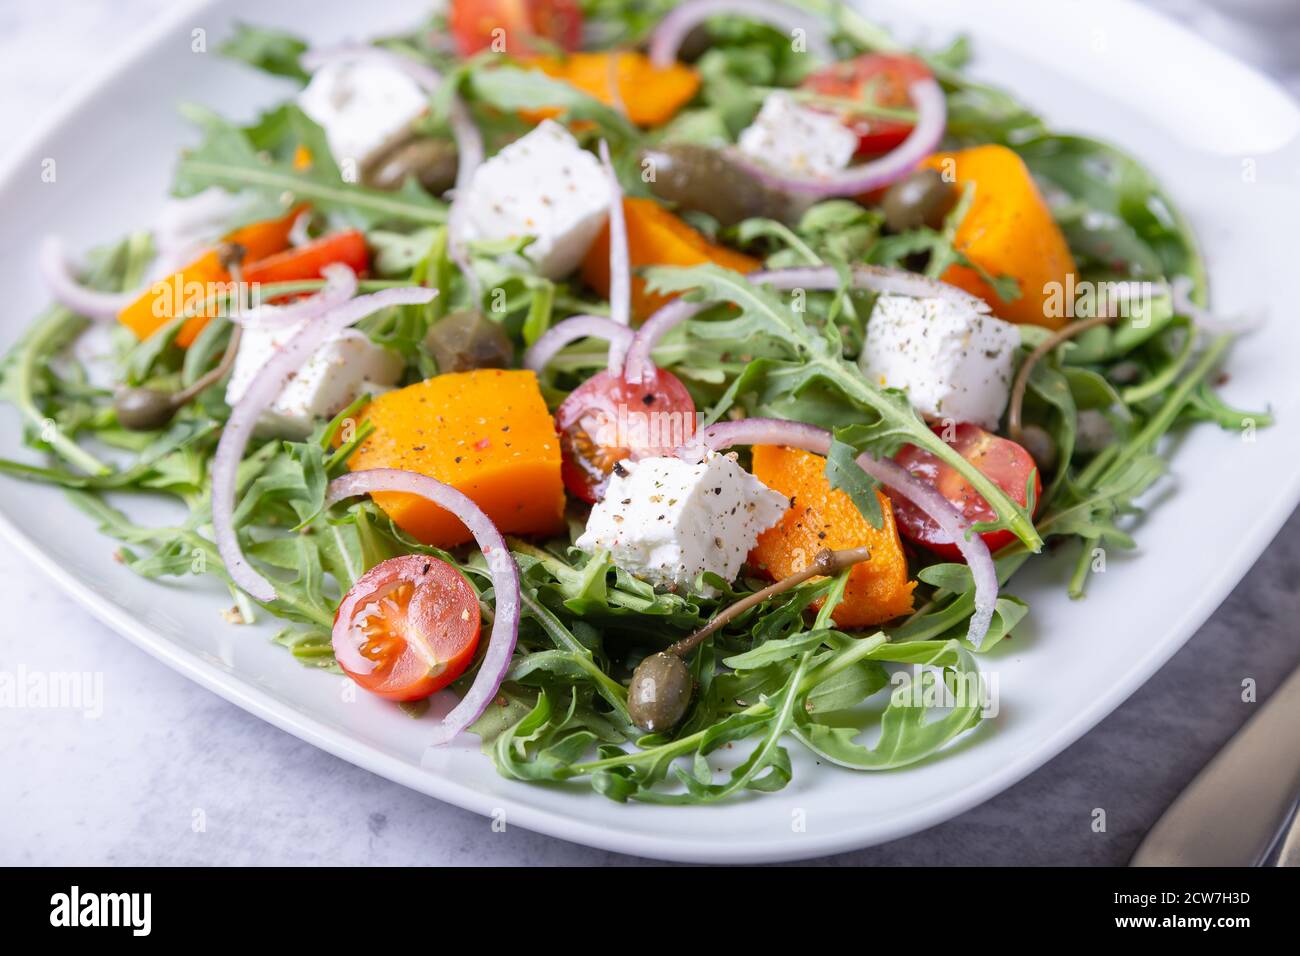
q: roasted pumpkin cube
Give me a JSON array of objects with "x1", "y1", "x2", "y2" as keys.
[
  {"x1": 748, "y1": 445, "x2": 915, "y2": 628},
  {"x1": 347, "y1": 369, "x2": 566, "y2": 547}
]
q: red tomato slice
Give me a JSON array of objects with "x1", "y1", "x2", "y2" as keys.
[
  {"x1": 243, "y1": 230, "x2": 370, "y2": 292},
  {"x1": 332, "y1": 555, "x2": 481, "y2": 702},
  {"x1": 448, "y1": 0, "x2": 583, "y2": 57},
  {"x1": 800, "y1": 53, "x2": 933, "y2": 156},
  {"x1": 893, "y1": 423, "x2": 1041, "y2": 561},
  {"x1": 555, "y1": 367, "x2": 697, "y2": 503}
]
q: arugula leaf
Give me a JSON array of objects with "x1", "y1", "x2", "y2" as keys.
[
  {"x1": 219, "y1": 22, "x2": 310, "y2": 83},
  {"x1": 794, "y1": 644, "x2": 984, "y2": 770},
  {"x1": 462, "y1": 64, "x2": 640, "y2": 145},
  {"x1": 173, "y1": 105, "x2": 447, "y2": 228},
  {"x1": 824, "y1": 436, "x2": 884, "y2": 528}
]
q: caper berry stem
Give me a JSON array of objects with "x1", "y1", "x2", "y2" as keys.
[
  {"x1": 666, "y1": 546, "x2": 873, "y2": 660},
  {"x1": 170, "y1": 322, "x2": 242, "y2": 406},
  {"x1": 169, "y1": 252, "x2": 247, "y2": 405},
  {"x1": 1007, "y1": 314, "x2": 1117, "y2": 444}
]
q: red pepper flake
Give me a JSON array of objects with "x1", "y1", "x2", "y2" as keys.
[{"x1": 474, "y1": 437, "x2": 491, "y2": 451}]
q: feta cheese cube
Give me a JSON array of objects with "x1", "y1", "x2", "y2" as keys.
[
  {"x1": 575, "y1": 452, "x2": 789, "y2": 595},
  {"x1": 226, "y1": 317, "x2": 404, "y2": 436},
  {"x1": 860, "y1": 294, "x2": 1020, "y2": 430},
  {"x1": 737, "y1": 93, "x2": 859, "y2": 179},
  {"x1": 458, "y1": 120, "x2": 610, "y2": 279},
  {"x1": 298, "y1": 59, "x2": 428, "y2": 170}
]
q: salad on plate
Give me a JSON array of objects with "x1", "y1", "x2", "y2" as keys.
[{"x1": 3, "y1": 0, "x2": 1268, "y2": 804}]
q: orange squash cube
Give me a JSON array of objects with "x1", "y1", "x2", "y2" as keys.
[
  {"x1": 582, "y1": 197, "x2": 760, "y2": 321},
  {"x1": 923, "y1": 145, "x2": 1078, "y2": 329},
  {"x1": 347, "y1": 369, "x2": 566, "y2": 548},
  {"x1": 531, "y1": 52, "x2": 700, "y2": 128},
  {"x1": 749, "y1": 445, "x2": 915, "y2": 628}
]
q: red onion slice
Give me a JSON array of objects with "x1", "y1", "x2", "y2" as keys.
[
  {"x1": 523, "y1": 314, "x2": 636, "y2": 375},
  {"x1": 681, "y1": 417, "x2": 998, "y2": 647},
  {"x1": 598, "y1": 140, "x2": 632, "y2": 374},
  {"x1": 236, "y1": 263, "x2": 358, "y2": 328},
  {"x1": 1171, "y1": 275, "x2": 1262, "y2": 334},
  {"x1": 40, "y1": 237, "x2": 138, "y2": 320},
  {"x1": 325, "y1": 468, "x2": 521, "y2": 751},
  {"x1": 212, "y1": 279, "x2": 436, "y2": 603},
  {"x1": 622, "y1": 299, "x2": 705, "y2": 386},
  {"x1": 726, "y1": 79, "x2": 947, "y2": 198},
  {"x1": 649, "y1": 0, "x2": 833, "y2": 68}
]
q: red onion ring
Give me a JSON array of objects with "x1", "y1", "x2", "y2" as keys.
[
  {"x1": 40, "y1": 237, "x2": 138, "y2": 320},
  {"x1": 212, "y1": 278, "x2": 436, "y2": 603},
  {"x1": 622, "y1": 299, "x2": 705, "y2": 386},
  {"x1": 235, "y1": 263, "x2": 358, "y2": 328},
  {"x1": 523, "y1": 314, "x2": 637, "y2": 375},
  {"x1": 680, "y1": 417, "x2": 997, "y2": 647},
  {"x1": 623, "y1": 264, "x2": 986, "y2": 385},
  {"x1": 726, "y1": 79, "x2": 947, "y2": 198},
  {"x1": 325, "y1": 468, "x2": 521, "y2": 750},
  {"x1": 1171, "y1": 275, "x2": 1261, "y2": 334},
  {"x1": 649, "y1": 0, "x2": 834, "y2": 68},
  {"x1": 598, "y1": 140, "x2": 632, "y2": 373}
]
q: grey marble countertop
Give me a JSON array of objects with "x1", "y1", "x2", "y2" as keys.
[{"x1": 2, "y1": 0, "x2": 1298, "y2": 866}]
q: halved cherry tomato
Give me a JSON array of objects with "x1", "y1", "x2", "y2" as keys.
[
  {"x1": 243, "y1": 230, "x2": 370, "y2": 291},
  {"x1": 893, "y1": 423, "x2": 1041, "y2": 560},
  {"x1": 555, "y1": 367, "x2": 697, "y2": 503},
  {"x1": 332, "y1": 555, "x2": 481, "y2": 702},
  {"x1": 800, "y1": 53, "x2": 933, "y2": 156},
  {"x1": 448, "y1": 0, "x2": 583, "y2": 57}
]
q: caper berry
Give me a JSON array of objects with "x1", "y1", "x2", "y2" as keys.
[
  {"x1": 881, "y1": 168, "x2": 958, "y2": 232},
  {"x1": 641, "y1": 144, "x2": 789, "y2": 226},
  {"x1": 1018, "y1": 424, "x2": 1058, "y2": 473},
  {"x1": 364, "y1": 137, "x2": 459, "y2": 195},
  {"x1": 627, "y1": 652, "x2": 694, "y2": 733},
  {"x1": 424, "y1": 309, "x2": 515, "y2": 374},
  {"x1": 114, "y1": 387, "x2": 178, "y2": 431}
]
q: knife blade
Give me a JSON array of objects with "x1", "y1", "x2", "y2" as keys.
[{"x1": 1131, "y1": 662, "x2": 1300, "y2": 866}]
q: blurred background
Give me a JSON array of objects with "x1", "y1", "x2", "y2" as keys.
[{"x1": 0, "y1": 0, "x2": 1297, "y2": 866}]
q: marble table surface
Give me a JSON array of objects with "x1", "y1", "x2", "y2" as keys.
[{"x1": 2, "y1": 0, "x2": 1298, "y2": 866}]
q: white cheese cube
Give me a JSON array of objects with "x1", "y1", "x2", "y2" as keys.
[
  {"x1": 737, "y1": 93, "x2": 859, "y2": 179},
  {"x1": 458, "y1": 120, "x2": 610, "y2": 279},
  {"x1": 226, "y1": 318, "x2": 404, "y2": 436},
  {"x1": 298, "y1": 59, "x2": 428, "y2": 170},
  {"x1": 575, "y1": 452, "x2": 789, "y2": 595},
  {"x1": 860, "y1": 294, "x2": 1020, "y2": 430}
]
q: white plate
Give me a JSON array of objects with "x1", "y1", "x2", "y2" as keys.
[{"x1": 1, "y1": 0, "x2": 1297, "y2": 864}]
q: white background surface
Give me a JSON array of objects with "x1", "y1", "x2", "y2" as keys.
[{"x1": 2, "y1": 0, "x2": 1298, "y2": 866}]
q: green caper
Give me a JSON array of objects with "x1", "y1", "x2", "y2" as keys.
[
  {"x1": 364, "y1": 137, "x2": 459, "y2": 195},
  {"x1": 1018, "y1": 424, "x2": 1058, "y2": 473},
  {"x1": 114, "y1": 387, "x2": 178, "y2": 431},
  {"x1": 423, "y1": 309, "x2": 515, "y2": 374},
  {"x1": 641, "y1": 144, "x2": 789, "y2": 226},
  {"x1": 881, "y1": 168, "x2": 958, "y2": 232},
  {"x1": 627, "y1": 652, "x2": 694, "y2": 733}
]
